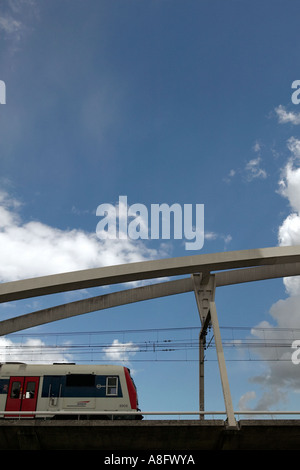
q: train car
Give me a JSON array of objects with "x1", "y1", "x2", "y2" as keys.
[{"x1": 0, "y1": 362, "x2": 142, "y2": 419}]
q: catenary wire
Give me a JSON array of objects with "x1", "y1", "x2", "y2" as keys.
[{"x1": 1, "y1": 325, "x2": 299, "y2": 363}]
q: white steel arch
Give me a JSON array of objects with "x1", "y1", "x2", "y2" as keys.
[{"x1": 1, "y1": 245, "x2": 300, "y2": 303}]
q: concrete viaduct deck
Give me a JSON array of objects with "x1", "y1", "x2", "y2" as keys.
[{"x1": 1, "y1": 419, "x2": 300, "y2": 451}]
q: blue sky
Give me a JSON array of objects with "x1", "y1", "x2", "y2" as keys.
[{"x1": 1, "y1": 0, "x2": 300, "y2": 418}]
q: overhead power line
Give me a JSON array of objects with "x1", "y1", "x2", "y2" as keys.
[{"x1": 1, "y1": 324, "x2": 299, "y2": 363}]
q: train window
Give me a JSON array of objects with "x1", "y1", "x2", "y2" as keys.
[
  {"x1": 10, "y1": 381, "x2": 21, "y2": 399},
  {"x1": 66, "y1": 374, "x2": 95, "y2": 387},
  {"x1": 25, "y1": 381, "x2": 36, "y2": 399},
  {"x1": 106, "y1": 377, "x2": 118, "y2": 396}
]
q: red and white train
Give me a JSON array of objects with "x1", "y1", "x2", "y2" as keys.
[{"x1": 0, "y1": 362, "x2": 142, "y2": 419}]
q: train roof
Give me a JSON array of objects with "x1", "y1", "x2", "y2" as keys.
[{"x1": 0, "y1": 363, "x2": 128, "y2": 376}]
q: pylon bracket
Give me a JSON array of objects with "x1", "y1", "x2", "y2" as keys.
[{"x1": 192, "y1": 273, "x2": 237, "y2": 428}]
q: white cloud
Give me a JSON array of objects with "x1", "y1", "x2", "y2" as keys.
[
  {"x1": 245, "y1": 157, "x2": 267, "y2": 181},
  {"x1": 204, "y1": 232, "x2": 218, "y2": 240},
  {"x1": 253, "y1": 141, "x2": 261, "y2": 153},
  {"x1": 286, "y1": 136, "x2": 300, "y2": 159},
  {"x1": 275, "y1": 105, "x2": 300, "y2": 125},
  {"x1": 103, "y1": 339, "x2": 138, "y2": 364},
  {"x1": 0, "y1": 0, "x2": 38, "y2": 53},
  {"x1": 236, "y1": 315, "x2": 300, "y2": 411},
  {"x1": 278, "y1": 138, "x2": 300, "y2": 213},
  {"x1": 245, "y1": 140, "x2": 267, "y2": 180},
  {"x1": 277, "y1": 137, "x2": 300, "y2": 295},
  {"x1": 224, "y1": 141, "x2": 267, "y2": 183},
  {"x1": 0, "y1": 336, "x2": 72, "y2": 363},
  {"x1": 204, "y1": 231, "x2": 232, "y2": 249},
  {"x1": 0, "y1": 191, "x2": 160, "y2": 282},
  {"x1": 278, "y1": 213, "x2": 300, "y2": 248},
  {"x1": 239, "y1": 136, "x2": 300, "y2": 411},
  {"x1": 238, "y1": 390, "x2": 257, "y2": 411},
  {"x1": 0, "y1": 16, "x2": 22, "y2": 35},
  {"x1": 247, "y1": 303, "x2": 300, "y2": 389},
  {"x1": 223, "y1": 169, "x2": 236, "y2": 183},
  {"x1": 239, "y1": 387, "x2": 288, "y2": 413}
]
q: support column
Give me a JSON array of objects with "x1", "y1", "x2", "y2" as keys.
[
  {"x1": 209, "y1": 300, "x2": 236, "y2": 428},
  {"x1": 193, "y1": 273, "x2": 212, "y2": 420},
  {"x1": 199, "y1": 330, "x2": 205, "y2": 420},
  {"x1": 192, "y1": 273, "x2": 237, "y2": 428}
]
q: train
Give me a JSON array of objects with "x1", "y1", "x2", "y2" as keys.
[{"x1": 0, "y1": 362, "x2": 142, "y2": 419}]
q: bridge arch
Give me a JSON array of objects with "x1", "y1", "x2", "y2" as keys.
[{"x1": 1, "y1": 245, "x2": 300, "y2": 427}]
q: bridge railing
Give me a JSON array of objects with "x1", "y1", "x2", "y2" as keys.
[{"x1": 2, "y1": 410, "x2": 300, "y2": 419}]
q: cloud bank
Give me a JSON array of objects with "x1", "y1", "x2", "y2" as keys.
[
  {"x1": 239, "y1": 129, "x2": 300, "y2": 412},
  {"x1": 275, "y1": 106, "x2": 300, "y2": 126},
  {"x1": 0, "y1": 336, "x2": 72, "y2": 364},
  {"x1": 277, "y1": 137, "x2": 300, "y2": 294},
  {"x1": 103, "y1": 339, "x2": 138, "y2": 364},
  {"x1": 0, "y1": 191, "x2": 161, "y2": 283}
]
